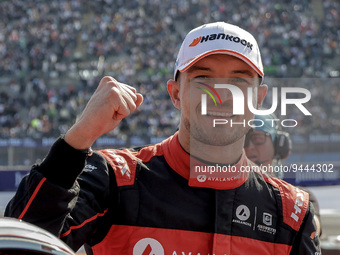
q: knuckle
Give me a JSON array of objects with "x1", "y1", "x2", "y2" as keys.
[
  {"x1": 101, "y1": 76, "x2": 113, "y2": 83},
  {"x1": 129, "y1": 86, "x2": 137, "y2": 93},
  {"x1": 101, "y1": 76, "x2": 118, "y2": 87},
  {"x1": 108, "y1": 86, "x2": 121, "y2": 100}
]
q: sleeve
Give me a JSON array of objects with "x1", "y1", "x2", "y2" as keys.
[
  {"x1": 5, "y1": 137, "x2": 117, "y2": 252},
  {"x1": 302, "y1": 189, "x2": 320, "y2": 218},
  {"x1": 289, "y1": 201, "x2": 321, "y2": 255},
  {"x1": 299, "y1": 187, "x2": 322, "y2": 237}
]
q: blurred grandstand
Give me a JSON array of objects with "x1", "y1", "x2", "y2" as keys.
[{"x1": 0, "y1": 0, "x2": 339, "y2": 167}]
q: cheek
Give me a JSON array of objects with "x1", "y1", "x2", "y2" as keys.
[
  {"x1": 240, "y1": 87, "x2": 258, "y2": 116},
  {"x1": 244, "y1": 146, "x2": 252, "y2": 154},
  {"x1": 263, "y1": 142, "x2": 275, "y2": 157},
  {"x1": 252, "y1": 87, "x2": 258, "y2": 107},
  {"x1": 183, "y1": 87, "x2": 202, "y2": 111},
  {"x1": 247, "y1": 87, "x2": 258, "y2": 108}
]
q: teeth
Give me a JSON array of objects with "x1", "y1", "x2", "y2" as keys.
[{"x1": 207, "y1": 111, "x2": 233, "y2": 117}]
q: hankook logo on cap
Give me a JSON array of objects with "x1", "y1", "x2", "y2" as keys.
[
  {"x1": 189, "y1": 33, "x2": 253, "y2": 50},
  {"x1": 189, "y1": 37, "x2": 201, "y2": 47}
]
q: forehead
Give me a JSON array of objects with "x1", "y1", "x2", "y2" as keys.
[{"x1": 187, "y1": 54, "x2": 258, "y2": 77}]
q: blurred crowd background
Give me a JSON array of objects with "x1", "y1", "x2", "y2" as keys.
[
  {"x1": 1, "y1": 2, "x2": 340, "y2": 249},
  {"x1": 0, "y1": 0, "x2": 339, "y2": 149}
]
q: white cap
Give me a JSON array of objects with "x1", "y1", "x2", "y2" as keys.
[{"x1": 174, "y1": 22, "x2": 264, "y2": 79}]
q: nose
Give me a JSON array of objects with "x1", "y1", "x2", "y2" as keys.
[
  {"x1": 215, "y1": 85, "x2": 234, "y2": 103},
  {"x1": 244, "y1": 138, "x2": 256, "y2": 149},
  {"x1": 215, "y1": 84, "x2": 245, "y2": 114}
]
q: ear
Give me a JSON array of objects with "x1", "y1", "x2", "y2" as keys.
[
  {"x1": 256, "y1": 84, "x2": 268, "y2": 109},
  {"x1": 167, "y1": 79, "x2": 181, "y2": 110}
]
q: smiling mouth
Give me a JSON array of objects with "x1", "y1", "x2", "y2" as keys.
[{"x1": 206, "y1": 111, "x2": 234, "y2": 117}]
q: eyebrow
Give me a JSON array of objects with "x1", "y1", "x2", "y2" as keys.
[
  {"x1": 187, "y1": 65, "x2": 256, "y2": 78},
  {"x1": 187, "y1": 65, "x2": 212, "y2": 74},
  {"x1": 231, "y1": 70, "x2": 256, "y2": 78}
]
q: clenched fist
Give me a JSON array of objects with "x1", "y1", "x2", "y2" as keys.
[{"x1": 64, "y1": 76, "x2": 143, "y2": 150}]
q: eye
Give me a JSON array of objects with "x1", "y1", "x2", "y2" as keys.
[
  {"x1": 191, "y1": 76, "x2": 209, "y2": 85},
  {"x1": 193, "y1": 75, "x2": 208, "y2": 79},
  {"x1": 230, "y1": 77, "x2": 249, "y2": 84}
]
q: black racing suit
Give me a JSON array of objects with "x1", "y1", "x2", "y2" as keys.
[{"x1": 5, "y1": 132, "x2": 321, "y2": 254}]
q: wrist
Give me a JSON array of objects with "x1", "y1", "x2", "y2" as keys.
[
  {"x1": 63, "y1": 125, "x2": 97, "y2": 150},
  {"x1": 61, "y1": 134, "x2": 94, "y2": 156}
]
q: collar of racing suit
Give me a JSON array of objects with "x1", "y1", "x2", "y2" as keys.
[{"x1": 161, "y1": 131, "x2": 256, "y2": 190}]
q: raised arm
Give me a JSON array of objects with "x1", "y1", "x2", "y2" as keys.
[
  {"x1": 64, "y1": 76, "x2": 143, "y2": 150},
  {"x1": 5, "y1": 76, "x2": 143, "y2": 251}
]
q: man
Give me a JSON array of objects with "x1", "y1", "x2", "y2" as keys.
[
  {"x1": 244, "y1": 113, "x2": 322, "y2": 237},
  {"x1": 6, "y1": 22, "x2": 320, "y2": 254},
  {"x1": 244, "y1": 113, "x2": 292, "y2": 174}
]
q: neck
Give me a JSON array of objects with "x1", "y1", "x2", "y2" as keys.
[{"x1": 178, "y1": 128, "x2": 244, "y2": 164}]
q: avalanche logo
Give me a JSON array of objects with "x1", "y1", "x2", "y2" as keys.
[
  {"x1": 133, "y1": 238, "x2": 164, "y2": 255},
  {"x1": 197, "y1": 175, "x2": 207, "y2": 183},
  {"x1": 236, "y1": 205, "x2": 250, "y2": 221}
]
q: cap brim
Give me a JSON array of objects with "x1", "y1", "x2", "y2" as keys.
[{"x1": 177, "y1": 49, "x2": 264, "y2": 77}]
